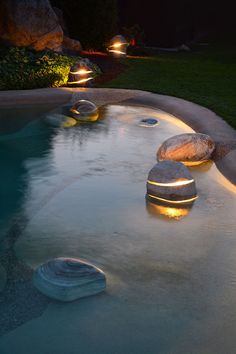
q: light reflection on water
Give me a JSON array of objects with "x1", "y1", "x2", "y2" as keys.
[{"x1": 0, "y1": 105, "x2": 236, "y2": 354}]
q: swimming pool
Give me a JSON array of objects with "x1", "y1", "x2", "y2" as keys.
[{"x1": 0, "y1": 103, "x2": 236, "y2": 354}]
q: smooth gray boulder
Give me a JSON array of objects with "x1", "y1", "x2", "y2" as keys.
[
  {"x1": 147, "y1": 160, "x2": 197, "y2": 204},
  {"x1": 157, "y1": 133, "x2": 215, "y2": 166},
  {"x1": 33, "y1": 258, "x2": 106, "y2": 302}
]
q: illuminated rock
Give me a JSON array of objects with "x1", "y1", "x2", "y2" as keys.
[
  {"x1": 0, "y1": 0, "x2": 63, "y2": 51},
  {"x1": 45, "y1": 114, "x2": 77, "y2": 128},
  {"x1": 67, "y1": 61, "x2": 93, "y2": 86},
  {"x1": 157, "y1": 133, "x2": 215, "y2": 166},
  {"x1": 70, "y1": 100, "x2": 99, "y2": 122},
  {"x1": 146, "y1": 161, "x2": 197, "y2": 205},
  {"x1": 33, "y1": 258, "x2": 106, "y2": 302},
  {"x1": 108, "y1": 35, "x2": 128, "y2": 58},
  {"x1": 0, "y1": 264, "x2": 6, "y2": 293}
]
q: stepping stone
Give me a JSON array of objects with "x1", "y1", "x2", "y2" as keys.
[
  {"x1": 157, "y1": 133, "x2": 215, "y2": 166},
  {"x1": 33, "y1": 257, "x2": 106, "y2": 302}
]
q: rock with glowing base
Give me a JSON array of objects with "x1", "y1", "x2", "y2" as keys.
[
  {"x1": 33, "y1": 258, "x2": 106, "y2": 302},
  {"x1": 157, "y1": 133, "x2": 215, "y2": 166},
  {"x1": 45, "y1": 113, "x2": 77, "y2": 128},
  {"x1": 147, "y1": 161, "x2": 197, "y2": 205},
  {"x1": 67, "y1": 61, "x2": 93, "y2": 86},
  {"x1": 70, "y1": 100, "x2": 99, "y2": 122},
  {"x1": 108, "y1": 35, "x2": 128, "y2": 58}
]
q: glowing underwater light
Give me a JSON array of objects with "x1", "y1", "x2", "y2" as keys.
[
  {"x1": 147, "y1": 179, "x2": 195, "y2": 187},
  {"x1": 147, "y1": 194, "x2": 198, "y2": 205},
  {"x1": 146, "y1": 161, "x2": 198, "y2": 206}
]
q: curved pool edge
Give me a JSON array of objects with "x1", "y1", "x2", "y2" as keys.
[{"x1": 0, "y1": 87, "x2": 235, "y2": 185}]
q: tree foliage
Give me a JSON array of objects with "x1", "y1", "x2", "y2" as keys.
[{"x1": 51, "y1": 0, "x2": 118, "y2": 50}]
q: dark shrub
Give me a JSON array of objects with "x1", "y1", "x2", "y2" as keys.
[
  {"x1": 51, "y1": 0, "x2": 118, "y2": 50},
  {"x1": 0, "y1": 47, "x2": 100, "y2": 90}
]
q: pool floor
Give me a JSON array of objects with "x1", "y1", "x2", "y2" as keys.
[{"x1": 0, "y1": 105, "x2": 236, "y2": 354}]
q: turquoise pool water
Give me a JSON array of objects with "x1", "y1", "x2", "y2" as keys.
[{"x1": 0, "y1": 104, "x2": 236, "y2": 354}]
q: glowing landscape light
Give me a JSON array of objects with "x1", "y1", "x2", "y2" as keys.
[
  {"x1": 146, "y1": 161, "x2": 197, "y2": 206},
  {"x1": 107, "y1": 35, "x2": 128, "y2": 58},
  {"x1": 67, "y1": 61, "x2": 94, "y2": 86}
]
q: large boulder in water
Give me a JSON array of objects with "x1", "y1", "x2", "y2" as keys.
[
  {"x1": 33, "y1": 258, "x2": 106, "y2": 302},
  {"x1": 146, "y1": 160, "x2": 197, "y2": 204},
  {"x1": 157, "y1": 133, "x2": 215, "y2": 166},
  {"x1": 0, "y1": 0, "x2": 63, "y2": 51}
]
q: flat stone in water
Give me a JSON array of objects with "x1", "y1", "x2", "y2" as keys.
[
  {"x1": 157, "y1": 133, "x2": 215, "y2": 166},
  {"x1": 33, "y1": 258, "x2": 106, "y2": 302},
  {"x1": 139, "y1": 118, "x2": 159, "y2": 127}
]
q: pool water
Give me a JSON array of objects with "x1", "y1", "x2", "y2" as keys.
[{"x1": 0, "y1": 104, "x2": 236, "y2": 354}]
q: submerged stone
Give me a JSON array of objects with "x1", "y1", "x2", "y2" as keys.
[
  {"x1": 70, "y1": 100, "x2": 99, "y2": 122},
  {"x1": 146, "y1": 160, "x2": 197, "y2": 205},
  {"x1": 157, "y1": 133, "x2": 215, "y2": 166},
  {"x1": 45, "y1": 114, "x2": 77, "y2": 128},
  {"x1": 33, "y1": 258, "x2": 106, "y2": 302}
]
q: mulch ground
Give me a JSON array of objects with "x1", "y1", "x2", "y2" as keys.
[{"x1": 80, "y1": 51, "x2": 127, "y2": 85}]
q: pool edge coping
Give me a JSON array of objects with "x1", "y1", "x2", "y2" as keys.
[{"x1": 0, "y1": 87, "x2": 235, "y2": 185}]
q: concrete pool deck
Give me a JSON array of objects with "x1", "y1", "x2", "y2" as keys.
[{"x1": 0, "y1": 87, "x2": 235, "y2": 185}]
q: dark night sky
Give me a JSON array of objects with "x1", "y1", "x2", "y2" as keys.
[{"x1": 118, "y1": 0, "x2": 236, "y2": 46}]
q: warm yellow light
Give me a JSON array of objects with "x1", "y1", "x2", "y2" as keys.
[
  {"x1": 67, "y1": 77, "x2": 93, "y2": 84},
  {"x1": 147, "y1": 203, "x2": 189, "y2": 219},
  {"x1": 147, "y1": 179, "x2": 194, "y2": 187},
  {"x1": 108, "y1": 49, "x2": 126, "y2": 55},
  {"x1": 70, "y1": 69, "x2": 93, "y2": 75},
  {"x1": 111, "y1": 42, "x2": 122, "y2": 48},
  {"x1": 110, "y1": 42, "x2": 128, "y2": 48},
  {"x1": 148, "y1": 194, "x2": 198, "y2": 204}
]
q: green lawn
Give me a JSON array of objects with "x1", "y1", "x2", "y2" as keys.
[{"x1": 104, "y1": 44, "x2": 236, "y2": 129}]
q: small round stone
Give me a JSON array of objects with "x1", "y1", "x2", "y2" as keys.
[
  {"x1": 157, "y1": 133, "x2": 215, "y2": 166},
  {"x1": 146, "y1": 160, "x2": 197, "y2": 204},
  {"x1": 70, "y1": 100, "x2": 99, "y2": 122},
  {"x1": 33, "y1": 258, "x2": 106, "y2": 302}
]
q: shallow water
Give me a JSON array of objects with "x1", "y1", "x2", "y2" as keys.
[{"x1": 0, "y1": 104, "x2": 236, "y2": 354}]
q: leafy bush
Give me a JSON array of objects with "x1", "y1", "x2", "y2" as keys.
[{"x1": 0, "y1": 47, "x2": 101, "y2": 90}]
